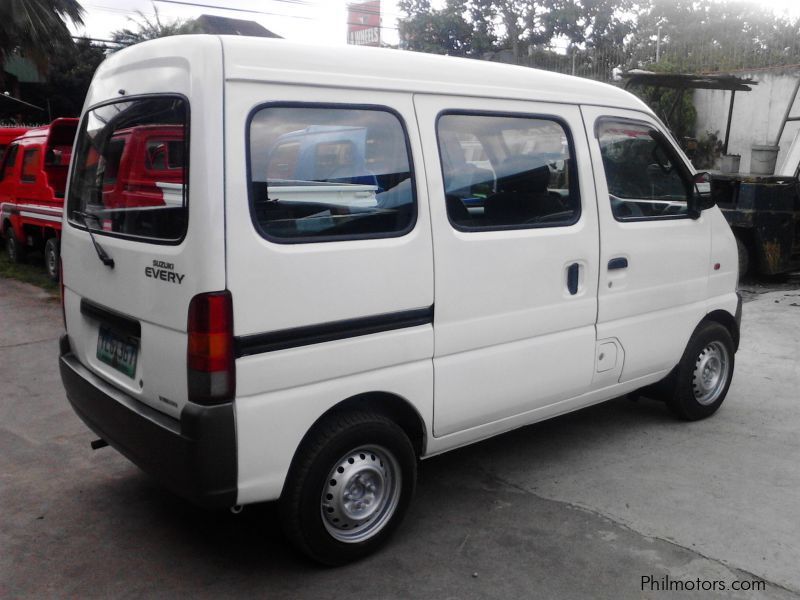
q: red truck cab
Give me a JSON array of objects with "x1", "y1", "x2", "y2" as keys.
[
  {"x1": 0, "y1": 119, "x2": 78, "y2": 280},
  {"x1": 92, "y1": 124, "x2": 185, "y2": 208},
  {"x1": 0, "y1": 126, "x2": 30, "y2": 162}
]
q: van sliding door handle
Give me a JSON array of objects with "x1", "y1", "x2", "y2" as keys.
[
  {"x1": 567, "y1": 263, "x2": 579, "y2": 295},
  {"x1": 608, "y1": 257, "x2": 629, "y2": 270}
]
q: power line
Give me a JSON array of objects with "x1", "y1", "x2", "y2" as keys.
[
  {"x1": 84, "y1": 0, "x2": 401, "y2": 31},
  {"x1": 155, "y1": 0, "x2": 402, "y2": 28}
]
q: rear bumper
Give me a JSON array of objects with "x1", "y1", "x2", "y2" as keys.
[{"x1": 59, "y1": 335, "x2": 237, "y2": 508}]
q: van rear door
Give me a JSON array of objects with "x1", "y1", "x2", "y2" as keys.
[{"x1": 61, "y1": 39, "x2": 226, "y2": 419}]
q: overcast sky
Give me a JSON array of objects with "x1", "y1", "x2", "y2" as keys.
[
  {"x1": 69, "y1": 0, "x2": 404, "y2": 46},
  {"x1": 69, "y1": 0, "x2": 800, "y2": 48}
]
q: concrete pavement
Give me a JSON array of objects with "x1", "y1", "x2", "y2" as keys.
[{"x1": 1, "y1": 277, "x2": 799, "y2": 599}]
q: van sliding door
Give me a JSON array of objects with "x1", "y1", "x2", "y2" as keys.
[{"x1": 413, "y1": 94, "x2": 600, "y2": 438}]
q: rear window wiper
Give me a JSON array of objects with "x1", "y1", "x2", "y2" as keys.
[{"x1": 73, "y1": 211, "x2": 115, "y2": 268}]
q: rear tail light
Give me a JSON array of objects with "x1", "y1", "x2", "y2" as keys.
[{"x1": 187, "y1": 291, "x2": 235, "y2": 405}]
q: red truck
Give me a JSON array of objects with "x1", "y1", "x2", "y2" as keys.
[
  {"x1": 95, "y1": 124, "x2": 186, "y2": 210},
  {"x1": 0, "y1": 126, "x2": 30, "y2": 161},
  {"x1": 0, "y1": 119, "x2": 78, "y2": 281}
]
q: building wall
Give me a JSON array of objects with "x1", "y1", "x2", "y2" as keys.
[{"x1": 693, "y1": 67, "x2": 800, "y2": 173}]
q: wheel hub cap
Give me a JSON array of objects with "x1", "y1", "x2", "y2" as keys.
[
  {"x1": 692, "y1": 341, "x2": 730, "y2": 405},
  {"x1": 321, "y1": 446, "x2": 401, "y2": 543}
]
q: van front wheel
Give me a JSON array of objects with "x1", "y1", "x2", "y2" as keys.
[
  {"x1": 666, "y1": 322, "x2": 735, "y2": 421},
  {"x1": 280, "y1": 411, "x2": 416, "y2": 565}
]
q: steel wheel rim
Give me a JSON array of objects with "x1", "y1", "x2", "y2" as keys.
[
  {"x1": 46, "y1": 245, "x2": 57, "y2": 277},
  {"x1": 321, "y1": 445, "x2": 401, "y2": 544},
  {"x1": 7, "y1": 235, "x2": 17, "y2": 261},
  {"x1": 692, "y1": 340, "x2": 730, "y2": 405}
]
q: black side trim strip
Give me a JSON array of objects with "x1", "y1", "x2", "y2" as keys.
[
  {"x1": 235, "y1": 306, "x2": 434, "y2": 357},
  {"x1": 80, "y1": 298, "x2": 141, "y2": 338}
]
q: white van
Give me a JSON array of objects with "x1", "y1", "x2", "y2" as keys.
[{"x1": 59, "y1": 36, "x2": 741, "y2": 565}]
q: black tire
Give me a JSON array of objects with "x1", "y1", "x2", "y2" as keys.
[
  {"x1": 44, "y1": 238, "x2": 60, "y2": 282},
  {"x1": 736, "y1": 236, "x2": 750, "y2": 281},
  {"x1": 665, "y1": 321, "x2": 735, "y2": 421},
  {"x1": 5, "y1": 228, "x2": 26, "y2": 264},
  {"x1": 280, "y1": 411, "x2": 417, "y2": 566}
]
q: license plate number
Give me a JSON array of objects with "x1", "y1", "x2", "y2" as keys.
[{"x1": 96, "y1": 326, "x2": 139, "y2": 378}]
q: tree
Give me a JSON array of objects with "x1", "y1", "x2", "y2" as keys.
[
  {"x1": 470, "y1": 0, "x2": 552, "y2": 62},
  {"x1": 111, "y1": 4, "x2": 199, "y2": 47},
  {"x1": 0, "y1": 0, "x2": 85, "y2": 69},
  {"x1": 25, "y1": 38, "x2": 107, "y2": 118},
  {"x1": 398, "y1": 0, "x2": 484, "y2": 57},
  {"x1": 627, "y1": 0, "x2": 800, "y2": 72}
]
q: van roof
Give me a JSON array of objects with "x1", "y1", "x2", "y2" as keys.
[{"x1": 106, "y1": 35, "x2": 652, "y2": 115}]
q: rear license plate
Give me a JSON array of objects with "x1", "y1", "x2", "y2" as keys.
[{"x1": 96, "y1": 326, "x2": 139, "y2": 378}]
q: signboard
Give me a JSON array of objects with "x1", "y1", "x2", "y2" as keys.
[{"x1": 348, "y1": 0, "x2": 381, "y2": 47}]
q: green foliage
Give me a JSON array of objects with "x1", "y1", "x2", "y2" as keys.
[
  {"x1": 400, "y1": 0, "x2": 640, "y2": 66},
  {"x1": 398, "y1": 0, "x2": 487, "y2": 56},
  {"x1": 693, "y1": 130, "x2": 723, "y2": 170},
  {"x1": 628, "y1": 0, "x2": 800, "y2": 72},
  {"x1": 399, "y1": 0, "x2": 800, "y2": 78},
  {"x1": 25, "y1": 39, "x2": 107, "y2": 117},
  {"x1": 633, "y1": 82, "x2": 697, "y2": 139},
  {"x1": 110, "y1": 5, "x2": 200, "y2": 48},
  {"x1": 0, "y1": 250, "x2": 59, "y2": 295},
  {"x1": 0, "y1": 0, "x2": 85, "y2": 71}
]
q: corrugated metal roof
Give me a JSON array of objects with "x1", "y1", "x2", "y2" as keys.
[{"x1": 194, "y1": 15, "x2": 281, "y2": 38}]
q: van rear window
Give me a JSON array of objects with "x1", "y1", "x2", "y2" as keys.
[
  {"x1": 248, "y1": 105, "x2": 416, "y2": 242},
  {"x1": 67, "y1": 97, "x2": 189, "y2": 243}
]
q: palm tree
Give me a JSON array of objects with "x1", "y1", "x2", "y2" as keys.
[
  {"x1": 0, "y1": 0, "x2": 85, "y2": 69},
  {"x1": 111, "y1": 4, "x2": 199, "y2": 47}
]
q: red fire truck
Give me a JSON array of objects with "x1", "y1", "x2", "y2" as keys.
[{"x1": 0, "y1": 119, "x2": 78, "y2": 280}]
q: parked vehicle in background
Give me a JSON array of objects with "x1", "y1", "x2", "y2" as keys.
[
  {"x1": 59, "y1": 36, "x2": 741, "y2": 566},
  {"x1": 0, "y1": 126, "x2": 30, "y2": 162},
  {"x1": 0, "y1": 119, "x2": 78, "y2": 280},
  {"x1": 710, "y1": 171, "x2": 800, "y2": 277}
]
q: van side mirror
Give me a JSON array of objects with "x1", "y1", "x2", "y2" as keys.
[{"x1": 689, "y1": 171, "x2": 714, "y2": 219}]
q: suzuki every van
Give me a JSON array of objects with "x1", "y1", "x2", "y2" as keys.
[{"x1": 59, "y1": 36, "x2": 741, "y2": 565}]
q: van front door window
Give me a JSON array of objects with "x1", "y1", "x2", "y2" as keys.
[{"x1": 597, "y1": 120, "x2": 691, "y2": 221}]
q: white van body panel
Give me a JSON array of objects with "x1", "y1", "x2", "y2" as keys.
[
  {"x1": 61, "y1": 36, "x2": 226, "y2": 418},
  {"x1": 708, "y1": 208, "x2": 740, "y2": 308}
]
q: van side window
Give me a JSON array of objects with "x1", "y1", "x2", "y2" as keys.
[
  {"x1": 248, "y1": 105, "x2": 416, "y2": 242},
  {"x1": 21, "y1": 148, "x2": 40, "y2": 183},
  {"x1": 597, "y1": 120, "x2": 691, "y2": 221},
  {"x1": 437, "y1": 113, "x2": 579, "y2": 230},
  {"x1": 0, "y1": 144, "x2": 18, "y2": 181}
]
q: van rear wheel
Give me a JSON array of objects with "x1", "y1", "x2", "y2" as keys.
[
  {"x1": 44, "y1": 238, "x2": 60, "y2": 282},
  {"x1": 665, "y1": 322, "x2": 735, "y2": 421},
  {"x1": 5, "y1": 229, "x2": 25, "y2": 264},
  {"x1": 280, "y1": 411, "x2": 416, "y2": 565}
]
